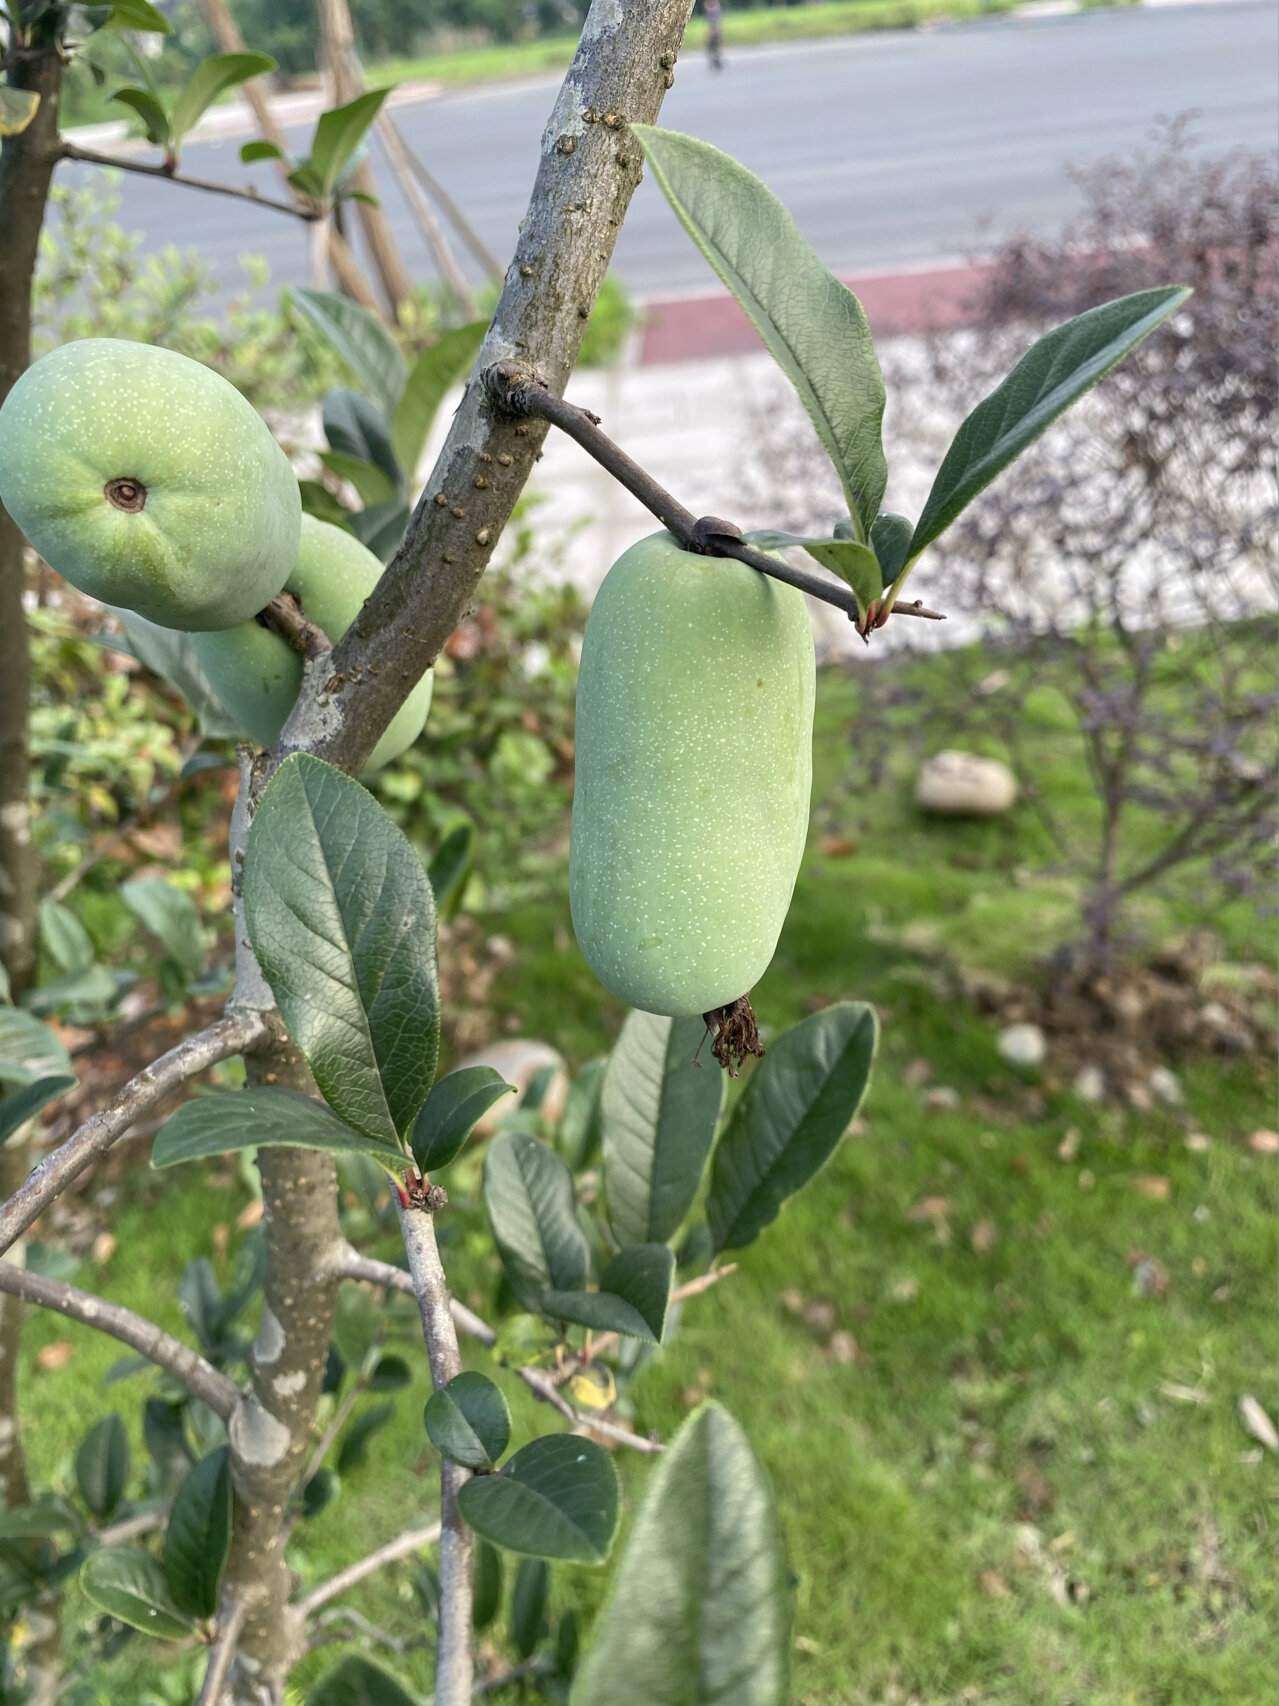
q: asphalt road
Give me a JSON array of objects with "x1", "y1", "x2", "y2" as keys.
[{"x1": 64, "y1": 0, "x2": 1279, "y2": 302}]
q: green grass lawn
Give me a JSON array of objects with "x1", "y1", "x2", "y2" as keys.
[{"x1": 14, "y1": 664, "x2": 1276, "y2": 1704}]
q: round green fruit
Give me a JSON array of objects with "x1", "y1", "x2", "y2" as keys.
[
  {"x1": 0, "y1": 339, "x2": 300, "y2": 630},
  {"x1": 191, "y1": 516, "x2": 432, "y2": 772},
  {"x1": 569, "y1": 531, "x2": 815, "y2": 1018}
]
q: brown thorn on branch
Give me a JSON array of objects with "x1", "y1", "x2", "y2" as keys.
[
  {"x1": 703, "y1": 995, "x2": 766, "y2": 1077},
  {"x1": 58, "y1": 143, "x2": 319, "y2": 222},
  {"x1": 483, "y1": 362, "x2": 947, "y2": 628},
  {"x1": 257, "y1": 591, "x2": 333, "y2": 661}
]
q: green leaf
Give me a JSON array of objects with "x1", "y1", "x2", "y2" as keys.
[
  {"x1": 309, "y1": 89, "x2": 392, "y2": 201},
  {"x1": 367, "y1": 1354, "x2": 411, "y2": 1392},
  {"x1": 411, "y1": 1066, "x2": 513, "y2": 1176},
  {"x1": 0, "y1": 1075, "x2": 76, "y2": 1146},
  {"x1": 322, "y1": 388, "x2": 403, "y2": 492},
  {"x1": 295, "y1": 290, "x2": 407, "y2": 420},
  {"x1": 746, "y1": 530, "x2": 883, "y2": 609},
  {"x1": 423, "y1": 1371, "x2": 511, "y2": 1471},
  {"x1": 337, "y1": 1401, "x2": 396, "y2": 1474},
  {"x1": 0, "y1": 88, "x2": 40, "y2": 138},
  {"x1": 287, "y1": 163, "x2": 325, "y2": 201},
  {"x1": 151, "y1": 1086, "x2": 405, "y2": 1170},
  {"x1": 40, "y1": 899, "x2": 94, "y2": 976},
  {"x1": 909, "y1": 286, "x2": 1191, "y2": 560},
  {"x1": 426, "y1": 819, "x2": 474, "y2": 918},
  {"x1": 0, "y1": 1008, "x2": 70, "y2": 1088},
  {"x1": 75, "y1": 1413, "x2": 129, "y2": 1521},
  {"x1": 162, "y1": 1448, "x2": 231, "y2": 1619},
  {"x1": 121, "y1": 879, "x2": 204, "y2": 980},
  {"x1": 105, "y1": 608, "x2": 241, "y2": 740},
  {"x1": 108, "y1": 86, "x2": 169, "y2": 150},
  {"x1": 472, "y1": 1537, "x2": 502, "y2": 1631},
  {"x1": 80, "y1": 1548, "x2": 192, "y2": 1640},
  {"x1": 302, "y1": 1468, "x2": 338, "y2": 1519},
  {"x1": 458, "y1": 1435, "x2": 619, "y2": 1564},
  {"x1": 707, "y1": 1003, "x2": 877, "y2": 1254},
  {"x1": 316, "y1": 449, "x2": 399, "y2": 509},
  {"x1": 390, "y1": 321, "x2": 487, "y2": 478},
  {"x1": 602, "y1": 1011, "x2": 723, "y2": 1249},
  {"x1": 298, "y1": 478, "x2": 352, "y2": 529},
  {"x1": 346, "y1": 499, "x2": 410, "y2": 565},
  {"x1": 308, "y1": 1655, "x2": 419, "y2": 1706},
  {"x1": 570, "y1": 1403, "x2": 789, "y2": 1706},
  {"x1": 241, "y1": 138, "x2": 284, "y2": 164},
  {"x1": 244, "y1": 754, "x2": 440, "y2": 1151},
  {"x1": 0, "y1": 1495, "x2": 83, "y2": 1541},
  {"x1": 483, "y1": 1133, "x2": 589, "y2": 1315},
  {"x1": 557, "y1": 1057, "x2": 605, "y2": 1170},
  {"x1": 634, "y1": 125, "x2": 886, "y2": 538},
  {"x1": 332, "y1": 1284, "x2": 378, "y2": 1373},
  {"x1": 101, "y1": 0, "x2": 173, "y2": 33},
  {"x1": 543, "y1": 1243, "x2": 675, "y2": 1346},
  {"x1": 511, "y1": 1557, "x2": 549, "y2": 1660},
  {"x1": 870, "y1": 513, "x2": 913, "y2": 588},
  {"x1": 170, "y1": 52, "x2": 276, "y2": 152}
]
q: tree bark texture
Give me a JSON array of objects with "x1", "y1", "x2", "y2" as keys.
[{"x1": 281, "y1": 0, "x2": 695, "y2": 776}]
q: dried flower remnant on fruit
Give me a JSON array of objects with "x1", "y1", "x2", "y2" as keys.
[{"x1": 703, "y1": 996, "x2": 765, "y2": 1077}]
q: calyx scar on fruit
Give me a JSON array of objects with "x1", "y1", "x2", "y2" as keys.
[
  {"x1": 0, "y1": 338, "x2": 300, "y2": 630},
  {"x1": 570, "y1": 530, "x2": 815, "y2": 1019},
  {"x1": 193, "y1": 516, "x2": 433, "y2": 773}
]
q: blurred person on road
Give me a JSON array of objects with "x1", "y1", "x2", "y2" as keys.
[{"x1": 705, "y1": 0, "x2": 725, "y2": 71}]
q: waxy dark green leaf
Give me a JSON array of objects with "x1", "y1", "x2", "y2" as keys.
[
  {"x1": 244, "y1": 754, "x2": 439, "y2": 1151},
  {"x1": 602, "y1": 1011, "x2": 723, "y2": 1249},
  {"x1": 483, "y1": 1133, "x2": 589, "y2": 1315},
  {"x1": 76, "y1": 1413, "x2": 129, "y2": 1521},
  {"x1": 0, "y1": 1075, "x2": 75, "y2": 1145},
  {"x1": 748, "y1": 528, "x2": 884, "y2": 608},
  {"x1": 707, "y1": 1003, "x2": 877, "y2": 1254},
  {"x1": 80, "y1": 1548, "x2": 192, "y2": 1640},
  {"x1": 102, "y1": 0, "x2": 173, "y2": 34},
  {"x1": 322, "y1": 388, "x2": 403, "y2": 490},
  {"x1": 163, "y1": 1448, "x2": 231, "y2": 1619},
  {"x1": 152, "y1": 1087, "x2": 404, "y2": 1170},
  {"x1": 472, "y1": 1537, "x2": 502, "y2": 1631},
  {"x1": 570, "y1": 1403, "x2": 789, "y2": 1706},
  {"x1": 909, "y1": 286, "x2": 1191, "y2": 559},
  {"x1": 317, "y1": 450, "x2": 399, "y2": 509},
  {"x1": 337, "y1": 1402, "x2": 396, "y2": 1474},
  {"x1": 543, "y1": 1243, "x2": 675, "y2": 1346},
  {"x1": 634, "y1": 125, "x2": 886, "y2": 537},
  {"x1": 347, "y1": 498, "x2": 411, "y2": 564},
  {"x1": 424, "y1": 1371, "x2": 511, "y2": 1471},
  {"x1": 511, "y1": 1557, "x2": 550, "y2": 1659},
  {"x1": 458, "y1": 1434, "x2": 619, "y2": 1563},
  {"x1": 870, "y1": 513, "x2": 913, "y2": 588},
  {"x1": 411, "y1": 1065, "x2": 513, "y2": 1175},
  {"x1": 427, "y1": 819, "x2": 474, "y2": 917},
  {"x1": 109, "y1": 86, "x2": 169, "y2": 149},
  {"x1": 558, "y1": 1056, "x2": 605, "y2": 1169},
  {"x1": 294, "y1": 289, "x2": 407, "y2": 419}
]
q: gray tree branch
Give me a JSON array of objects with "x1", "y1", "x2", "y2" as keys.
[
  {"x1": 0, "y1": 1011, "x2": 269, "y2": 1259},
  {"x1": 196, "y1": 1598, "x2": 248, "y2": 1706},
  {"x1": 0, "y1": 1263, "x2": 238, "y2": 1416},
  {"x1": 277, "y1": 0, "x2": 697, "y2": 775},
  {"x1": 294, "y1": 1519, "x2": 443, "y2": 1617}
]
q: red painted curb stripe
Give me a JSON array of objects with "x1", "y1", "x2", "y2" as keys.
[{"x1": 637, "y1": 262, "x2": 992, "y2": 365}]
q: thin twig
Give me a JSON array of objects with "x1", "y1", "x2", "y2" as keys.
[
  {"x1": 257, "y1": 591, "x2": 333, "y2": 661},
  {"x1": 0, "y1": 1011, "x2": 269, "y2": 1259},
  {"x1": 195, "y1": 1598, "x2": 248, "y2": 1706},
  {"x1": 332, "y1": 1242, "x2": 666, "y2": 1451},
  {"x1": 295, "y1": 1520, "x2": 443, "y2": 1617},
  {"x1": 0, "y1": 1265, "x2": 238, "y2": 1417},
  {"x1": 474, "y1": 1657, "x2": 552, "y2": 1695},
  {"x1": 59, "y1": 142, "x2": 318, "y2": 220},
  {"x1": 395, "y1": 1192, "x2": 473, "y2": 1706},
  {"x1": 96, "y1": 1506, "x2": 168, "y2": 1547},
  {"x1": 303, "y1": 1375, "x2": 366, "y2": 1486},
  {"x1": 484, "y1": 364, "x2": 947, "y2": 628},
  {"x1": 315, "y1": 1604, "x2": 408, "y2": 1656}
]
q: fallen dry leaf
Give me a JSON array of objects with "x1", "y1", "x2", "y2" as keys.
[
  {"x1": 902, "y1": 1057, "x2": 933, "y2": 1088},
  {"x1": 236, "y1": 1197, "x2": 265, "y2": 1230},
  {"x1": 210, "y1": 1224, "x2": 230, "y2": 1262},
  {"x1": 91, "y1": 1232, "x2": 116, "y2": 1264},
  {"x1": 780, "y1": 1288, "x2": 805, "y2": 1316},
  {"x1": 970, "y1": 1221, "x2": 998, "y2": 1255},
  {"x1": 1247, "y1": 1129, "x2": 1279, "y2": 1155},
  {"x1": 36, "y1": 1342, "x2": 75, "y2": 1371},
  {"x1": 980, "y1": 1568, "x2": 1012, "y2": 1599},
  {"x1": 817, "y1": 835, "x2": 858, "y2": 858},
  {"x1": 1133, "y1": 1175, "x2": 1173, "y2": 1202},
  {"x1": 1056, "y1": 1128, "x2": 1081, "y2": 1162},
  {"x1": 909, "y1": 1196, "x2": 952, "y2": 1225},
  {"x1": 801, "y1": 1299, "x2": 837, "y2": 1336},
  {"x1": 1238, "y1": 1394, "x2": 1279, "y2": 1454},
  {"x1": 826, "y1": 1331, "x2": 860, "y2": 1365}
]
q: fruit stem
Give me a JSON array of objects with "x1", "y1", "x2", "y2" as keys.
[{"x1": 702, "y1": 995, "x2": 766, "y2": 1077}]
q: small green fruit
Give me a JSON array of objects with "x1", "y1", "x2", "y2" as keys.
[
  {"x1": 192, "y1": 516, "x2": 432, "y2": 771},
  {"x1": 0, "y1": 339, "x2": 299, "y2": 630},
  {"x1": 570, "y1": 531, "x2": 815, "y2": 1017}
]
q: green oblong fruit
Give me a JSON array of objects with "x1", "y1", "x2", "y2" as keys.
[
  {"x1": 0, "y1": 339, "x2": 299, "y2": 631},
  {"x1": 192, "y1": 516, "x2": 432, "y2": 772},
  {"x1": 570, "y1": 531, "x2": 815, "y2": 1018}
]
